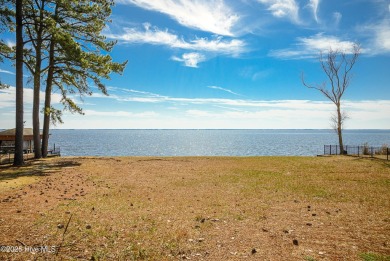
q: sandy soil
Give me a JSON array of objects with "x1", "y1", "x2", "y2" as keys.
[{"x1": 0, "y1": 156, "x2": 389, "y2": 260}]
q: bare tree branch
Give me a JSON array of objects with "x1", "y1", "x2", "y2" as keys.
[{"x1": 302, "y1": 44, "x2": 360, "y2": 154}]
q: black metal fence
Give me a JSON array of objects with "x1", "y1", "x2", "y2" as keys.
[{"x1": 324, "y1": 145, "x2": 389, "y2": 160}]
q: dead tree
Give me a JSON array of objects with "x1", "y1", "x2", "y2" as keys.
[{"x1": 302, "y1": 44, "x2": 360, "y2": 155}]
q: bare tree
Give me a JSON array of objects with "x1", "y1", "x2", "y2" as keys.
[{"x1": 302, "y1": 44, "x2": 360, "y2": 154}]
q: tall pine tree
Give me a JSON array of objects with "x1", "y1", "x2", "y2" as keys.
[
  {"x1": 40, "y1": 0, "x2": 126, "y2": 157},
  {"x1": 14, "y1": 0, "x2": 24, "y2": 165}
]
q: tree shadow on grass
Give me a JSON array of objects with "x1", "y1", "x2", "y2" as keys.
[{"x1": 0, "y1": 160, "x2": 82, "y2": 182}]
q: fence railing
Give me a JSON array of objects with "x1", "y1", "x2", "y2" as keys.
[
  {"x1": 0, "y1": 146, "x2": 60, "y2": 165},
  {"x1": 324, "y1": 145, "x2": 389, "y2": 160}
]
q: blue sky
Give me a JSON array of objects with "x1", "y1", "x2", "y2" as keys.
[{"x1": 1, "y1": 0, "x2": 390, "y2": 129}]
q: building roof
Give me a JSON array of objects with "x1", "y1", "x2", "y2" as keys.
[{"x1": 0, "y1": 128, "x2": 43, "y2": 141}]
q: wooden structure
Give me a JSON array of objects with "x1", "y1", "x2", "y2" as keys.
[{"x1": 0, "y1": 128, "x2": 42, "y2": 153}]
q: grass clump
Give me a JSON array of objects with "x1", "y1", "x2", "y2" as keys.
[{"x1": 360, "y1": 252, "x2": 390, "y2": 261}]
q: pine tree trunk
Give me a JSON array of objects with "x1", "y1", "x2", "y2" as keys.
[
  {"x1": 41, "y1": 4, "x2": 58, "y2": 158},
  {"x1": 32, "y1": 4, "x2": 44, "y2": 159},
  {"x1": 42, "y1": 40, "x2": 55, "y2": 158},
  {"x1": 14, "y1": 0, "x2": 24, "y2": 166},
  {"x1": 32, "y1": 67, "x2": 42, "y2": 158}
]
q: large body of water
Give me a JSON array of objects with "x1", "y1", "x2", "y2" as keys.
[{"x1": 47, "y1": 129, "x2": 390, "y2": 157}]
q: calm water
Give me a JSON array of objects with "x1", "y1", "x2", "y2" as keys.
[{"x1": 47, "y1": 129, "x2": 390, "y2": 157}]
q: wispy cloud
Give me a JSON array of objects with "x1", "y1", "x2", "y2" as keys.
[
  {"x1": 307, "y1": 0, "x2": 320, "y2": 23},
  {"x1": 208, "y1": 86, "x2": 241, "y2": 96},
  {"x1": 57, "y1": 98, "x2": 390, "y2": 129},
  {"x1": 257, "y1": 0, "x2": 323, "y2": 25},
  {"x1": 240, "y1": 67, "x2": 273, "y2": 81},
  {"x1": 3, "y1": 85, "x2": 389, "y2": 129},
  {"x1": 182, "y1": 99, "x2": 390, "y2": 129},
  {"x1": 100, "y1": 87, "x2": 390, "y2": 125},
  {"x1": 257, "y1": 0, "x2": 300, "y2": 24},
  {"x1": 269, "y1": 33, "x2": 357, "y2": 59},
  {"x1": 0, "y1": 86, "x2": 62, "y2": 109},
  {"x1": 106, "y1": 23, "x2": 246, "y2": 56},
  {"x1": 0, "y1": 69, "x2": 15, "y2": 75},
  {"x1": 93, "y1": 86, "x2": 170, "y2": 102},
  {"x1": 4, "y1": 39, "x2": 15, "y2": 48},
  {"x1": 94, "y1": 86, "x2": 335, "y2": 110},
  {"x1": 117, "y1": 0, "x2": 240, "y2": 36},
  {"x1": 332, "y1": 12, "x2": 342, "y2": 28},
  {"x1": 122, "y1": 88, "x2": 166, "y2": 98},
  {"x1": 359, "y1": 18, "x2": 390, "y2": 55},
  {"x1": 84, "y1": 110, "x2": 158, "y2": 118},
  {"x1": 106, "y1": 23, "x2": 246, "y2": 67},
  {"x1": 171, "y1": 52, "x2": 206, "y2": 68}
]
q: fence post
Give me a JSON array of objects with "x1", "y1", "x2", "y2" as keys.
[
  {"x1": 387, "y1": 147, "x2": 389, "y2": 161},
  {"x1": 336, "y1": 145, "x2": 338, "y2": 155},
  {"x1": 371, "y1": 147, "x2": 373, "y2": 158}
]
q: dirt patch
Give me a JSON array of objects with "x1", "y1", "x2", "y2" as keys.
[{"x1": 0, "y1": 156, "x2": 389, "y2": 260}]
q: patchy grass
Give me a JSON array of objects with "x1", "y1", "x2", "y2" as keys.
[
  {"x1": 0, "y1": 158, "x2": 79, "y2": 191},
  {"x1": 360, "y1": 252, "x2": 390, "y2": 261},
  {"x1": 0, "y1": 175, "x2": 39, "y2": 190},
  {"x1": 0, "y1": 156, "x2": 389, "y2": 260}
]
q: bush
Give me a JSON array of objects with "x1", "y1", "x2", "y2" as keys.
[
  {"x1": 362, "y1": 143, "x2": 370, "y2": 155},
  {"x1": 375, "y1": 144, "x2": 388, "y2": 155}
]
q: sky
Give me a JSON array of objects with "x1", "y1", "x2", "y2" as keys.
[{"x1": 1, "y1": 0, "x2": 390, "y2": 129}]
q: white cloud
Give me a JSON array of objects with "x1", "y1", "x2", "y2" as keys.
[
  {"x1": 3, "y1": 85, "x2": 390, "y2": 129},
  {"x1": 208, "y1": 86, "x2": 241, "y2": 96},
  {"x1": 333, "y1": 12, "x2": 342, "y2": 27},
  {"x1": 360, "y1": 19, "x2": 390, "y2": 54},
  {"x1": 111, "y1": 87, "x2": 168, "y2": 99},
  {"x1": 91, "y1": 86, "x2": 329, "y2": 109},
  {"x1": 298, "y1": 34, "x2": 356, "y2": 52},
  {"x1": 117, "y1": 0, "x2": 240, "y2": 36},
  {"x1": 240, "y1": 67, "x2": 273, "y2": 81},
  {"x1": 84, "y1": 110, "x2": 158, "y2": 118},
  {"x1": 186, "y1": 109, "x2": 215, "y2": 117},
  {"x1": 106, "y1": 24, "x2": 246, "y2": 56},
  {"x1": 0, "y1": 69, "x2": 15, "y2": 75},
  {"x1": 0, "y1": 88, "x2": 14, "y2": 108},
  {"x1": 258, "y1": 0, "x2": 300, "y2": 24},
  {"x1": 0, "y1": 86, "x2": 66, "y2": 127},
  {"x1": 94, "y1": 87, "x2": 335, "y2": 110},
  {"x1": 171, "y1": 52, "x2": 206, "y2": 67},
  {"x1": 53, "y1": 99, "x2": 390, "y2": 129},
  {"x1": 95, "y1": 88, "x2": 390, "y2": 125},
  {"x1": 269, "y1": 33, "x2": 357, "y2": 59},
  {"x1": 307, "y1": 0, "x2": 320, "y2": 23},
  {"x1": 5, "y1": 39, "x2": 15, "y2": 48},
  {"x1": 183, "y1": 100, "x2": 390, "y2": 129},
  {"x1": 0, "y1": 86, "x2": 62, "y2": 109}
]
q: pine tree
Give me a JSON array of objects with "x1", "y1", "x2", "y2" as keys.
[
  {"x1": 14, "y1": 0, "x2": 24, "y2": 165},
  {"x1": 40, "y1": 0, "x2": 127, "y2": 157}
]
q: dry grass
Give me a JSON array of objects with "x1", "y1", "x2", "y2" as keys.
[{"x1": 0, "y1": 156, "x2": 389, "y2": 260}]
